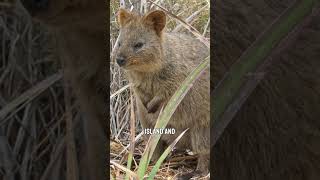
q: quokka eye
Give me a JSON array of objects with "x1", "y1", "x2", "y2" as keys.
[
  {"x1": 118, "y1": 42, "x2": 121, "y2": 47},
  {"x1": 134, "y1": 42, "x2": 144, "y2": 50}
]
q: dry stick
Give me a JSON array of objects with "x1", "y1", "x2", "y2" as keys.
[
  {"x1": 149, "y1": 0, "x2": 160, "y2": 10},
  {"x1": 212, "y1": 0, "x2": 319, "y2": 146},
  {"x1": 115, "y1": 105, "x2": 130, "y2": 139},
  {"x1": 0, "y1": 97, "x2": 23, "y2": 131},
  {"x1": 20, "y1": 105, "x2": 37, "y2": 179},
  {"x1": 1, "y1": 99, "x2": 32, "y2": 127},
  {"x1": 129, "y1": 0, "x2": 141, "y2": 11},
  {"x1": 110, "y1": 84, "x2": 131, "y2": 99},
  {"x1": 0, "y1": 63, "x2": 11, "y2": 84},
  {"x1": 173, "y1": 4, "x2": 208, "y2": 33},
  {"x1": 40, "y1": 138, "x2": 65, "y2": 180},
  {"x1": 48, "y1": 87, "x2": 60, "y2": 122},
  {"x1": 111, "y1": 33, "x2": 120, "y2": 61},
  {"x1": 117, "y1": 131, "x2": 144, "y2": 158},
  {"x1": 0, "y1": 72, "x2": 62, "y2": 122},
  {"x1": 110, "y1": 160, "x2": 139, "y2": 179},
  {"x1": 168, "y1": 155, "x2": 198, "y2": 163},
  {"x1": 20, "y1": 136, "x2": 32, "y2": 179},
  {"x1": 202, "y1": 17, "x2": 210, "y2": 36},
  {"x1": 13, "y1": 103, "x2": 31, "y2": 155},
  {"x1": 147, "y1": 0, "x2": 209, "y2": 48},
  {"x1": 31, "y1": 113, "x2": 66, "y2": 156},
  {"x1": 140, "y1": 0, "x2": 147, "y2": 13},
  {"x1": 125, "y1": 91, "x2": 136, "y2": 179},
  {"x1": 0, "y1": 136, "x2": 16, "y2": 180}
]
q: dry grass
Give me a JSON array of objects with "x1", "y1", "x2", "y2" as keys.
[
  {"x1": 109, "y1": 0, "x2": 209, "y2": 179},
  {"x1": 0, "y1": 3, "x2": 80, "y2": 180}
]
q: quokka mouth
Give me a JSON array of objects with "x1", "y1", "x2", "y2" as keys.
[{"x1": 121, "y1": 57, "x2": 143, "y2": 68}]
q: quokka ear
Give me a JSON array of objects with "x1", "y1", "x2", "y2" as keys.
[
  {"x1": 143, "y1": 10, "x2": 166, "y2": 36},
  {"x1": 118, "y1": 8, "x2": 133, "y2": 27}
]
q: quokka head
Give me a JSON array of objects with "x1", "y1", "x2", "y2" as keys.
[{"x1": 115, "y1": 8, "x2": 167, "y2": 72}]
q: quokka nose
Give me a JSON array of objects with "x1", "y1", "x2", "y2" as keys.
[{"x1": 116, "y1": 57, "x2": 126, "y2": 66}]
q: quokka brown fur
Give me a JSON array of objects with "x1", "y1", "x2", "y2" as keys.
[{"x1": 115, "y1": 9, "x2": 210, "y2": 175}]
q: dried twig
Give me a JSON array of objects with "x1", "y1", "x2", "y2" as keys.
[{"x1": 0, "y1": 72, "x2": 62, "y2": 122}]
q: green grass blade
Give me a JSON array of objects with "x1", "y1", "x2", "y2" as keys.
[
  {"x1": 147, "y1": 129, "x2": 189, "y2": 180},
  {"x1": 213, "y1": 0, "x2": 317, "y2": 124},
  {"x1": 125, "y1": 93, "x2": 136, "y2": 180},
  {"x1": 110, "y1": 161, "x2": 139, "y2": 179},
  {"x1": 125, "y1": 153, "x2": 133, "y2": 180},
  {"x1": 137, "y1": 56, "x2": 210, "y2": 178}
]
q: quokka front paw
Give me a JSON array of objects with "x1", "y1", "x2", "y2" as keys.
[{"x1": 146, "y1": 96, "x2": 164, "y2": 113}]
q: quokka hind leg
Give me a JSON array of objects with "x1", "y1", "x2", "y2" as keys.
[
  {"x1": 140, "y1": 129, "x2": 166, "y2": 163},
  {"x1": 176, "y1": 153, "x2": 210, "y2": 180},
  {"x1": 191, "y1": 126, "x2": 210, "y2": 174},
  {"x1": 176, "y1": 126, "x2": 210, "y2": 179},
  {"x1": 150, "y1": 139, "x2": 167, "y2": 163}
]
